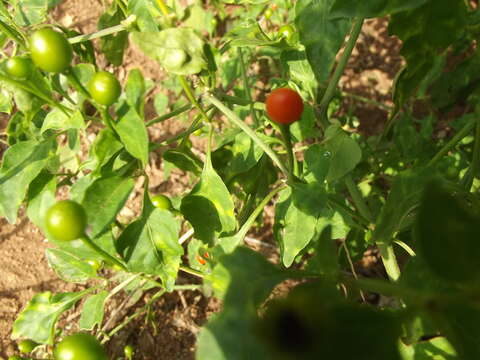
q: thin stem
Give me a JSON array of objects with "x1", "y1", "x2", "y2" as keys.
[
  {"x1": 0, "y1": 74, "x2": 72, "y2": 115},
  {"x1": 341, "y1": 241, "x2": 366, "y2": 303},
  {"x1": 327, "y1": 195, "x2": 370, "y2": 229},
  {"x1": 179, "y1": 76, "x2": 211, "y2": 123},
  {"x1": 237, "y1": 185, "x2": 285, "y2": 241},
  {"x1": 179, "y1": 265, "x2": 205, "y2": 278},
  {"x1": 81, "y1": 235, "x2": 127, "y2": 271},
  {"x1": 106, "y1": 274, "x2": 141, "y2": 302},
  {"x1": 428, "y1": 116, "x2": 476, "y2": 167},
  {"x1": 155, "y1": 0, "x2": 172, "y2": 23},
  {"x1": 100, "y1": 107, "x2": 121, "y2": 140},
  {"x1": 238, "y1": 48, "x2": 259, "y2": 126},
  {"x1": 206, "y1": 93, "x2": 291, "y2": 181},
  {"x1": 341, "y1": 91, "x2": 392, "y2": 111},
  {"x1": 344, "y1": 174, "x2": 373, "y2": 223},
  {"x1": 461, "y1": 116, "x2": 480, "y2": 191},
  {"x1": 318, "y1": 18, "x2": 365, "y2": 125},
  {"x1": 146, "y1": 104, "x2": 192, "y2": 127},
  {"x1": 65, "y1": 68, "x2": 91, "y2": 99},
  {"x1": 0, "y1": 19, "x2": 26, "y2": 48},
  {"x1": 68, "y1": 15, "x2": 136, "y2": 44},
  {"x1": 279, "y1": 125, "x2": 297, "y2": 176}
]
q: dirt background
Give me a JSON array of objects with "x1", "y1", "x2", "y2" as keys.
[{"x1": 0, "y1": 1, "x2": 403, "y2": 359}]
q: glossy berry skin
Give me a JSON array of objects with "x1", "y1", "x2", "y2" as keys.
[
  {"x1": 18, "y1": 339, "x2": 38, "y2": 353},
  {"x1": 46, "y1": 200, "x2": 87, "y2": 242},
  {"x1": 54, "y1": 333, "x2": 107, "y2": 360},
  {"x1": 29, "y1": 28, "x2": 73, "y2": 73},
  {"x1": 5, "y1": 57, "x2": 32, "y2": 79},
  {"x1": 265, "y1": 88, "x2": 304, "y2": 125},
  {"x1": 151, "y1": 194, "x2": 172, "y2": 210},
  {"x1": 88, "y1": 71, "x2": 121, "y2": 106}
]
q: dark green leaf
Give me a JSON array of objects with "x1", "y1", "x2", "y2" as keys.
[
  {"x1": 181, "y1": 158, "x2": 237, "y2": 245},
  {"x1": 0, "y1": 140, "x2": 52, "y2": 223},
  {"x1": 295, "y1": 0, "x2": 350, "y2": 83},
  {"x1": 115, "y1": 106, "x2": 149, "y2": 166},
  {"x1": 330, "y1": 0, "x2": 430, "y2": 19},
  {"x1": 82, "y1": 174, "x2": 134, "y2": 237},
  {"x1": 117, "y1": 194, "x2": 182, "y2": 290}
]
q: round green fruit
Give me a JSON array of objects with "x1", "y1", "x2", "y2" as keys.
[
  {"x1": 29, "y1": 28, "x2": 73, "y2": 73},
  {"x1": 5, "y1": 57, "x2": 32, "y2": 79},
  {"x1": 88, "y1": 71, "x2": 121, "y2": 106},
  {"x1": 54, "y1": 333, "x2": 107, "y2": 360},
  {"x1": 151, "y1": 194, "x2": 172, "y2": 210},
  {"x1": 46, "y1": 200, "x2": 87, "y2": 241},
  {"x1": 18, "y1": 339, "x2": 38, "y2": 353}
]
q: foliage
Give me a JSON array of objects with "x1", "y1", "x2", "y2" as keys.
[{"x1": 1, "y1": 0, "x2": 480, "y2": 358}]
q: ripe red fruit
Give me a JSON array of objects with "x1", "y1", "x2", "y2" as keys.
[{"x1": 265, "y1": 88, "x2": 304, "y2": 125}]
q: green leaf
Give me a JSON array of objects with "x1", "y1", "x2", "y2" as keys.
[
  {"x1": 12, "y1": 290, "x2": 89, "y2": 344},
  {"x1": 181, "y1": 158, "x2": 237, "y2": 245},
  {"x1": 399, "y1": 337, "x2": 457, "y2": 360},
  {"x1": 98, "y1": 4, "x2": 128, "y2": 65},
  {"x1": 127, "y1": 0, "x2": 159, "y2": 32},
  {"x1": 125, "y1": 69, "x2": 146, "y2": 116},
  {"x1": 427, "y1": 300, "x2": 480, "y2": 359},
  {"x1": 41, "y1": 109, "x2": 85, "y2": 134},
  {"x1": 78, "y1": 291, "x2": 109, "y2": 331},
  {"x1": 45, "y1": 248, "x2": 98, "y2": 283},
  {"x1": 82, "y1": 174, "x2": 134, "y2": 237},
  {"x1": 26, "y1": 170, "x2": 56, "y2": 230},
  {"x1": 228, "y1": 132, "x2": 264, "y2": 174},
  {"x1": 12, "y1": 0, "x2": 49, "y2": 26},
  {"x1": 163, "y1": 148, "x2": 203, "y2": 175},
  {"x1": 372, "y1": 169, "x2": 431, "y2": 246},
  {"x1": 131, "y1": 28, "x2": 207, "y2": 75},
  {"x1": 295, "y1": 0, "x2": 350, "y2": 83},
  {"x1": 198, "y1": 247, "x2": 287, "y2": 360},
  {"x1": 323, "y1": 124, "x2": 362, "y2": 182},
  {"x1": 86, "y1": 128, "x2": 123, "y2": 174},
  {"x1": 330, "y1": 0, "x2": 430, "y2": 19},
  {"x1": 389, "y1": 0, "x2": 468, "y2": 107},
  {"x1": 281, "y1": 50, "x2": 318, "y2": 100},
  {"x1": 274, "y1": 187, "x2": 319, "y2": 267},
  {"x1": 117, "y1": 194, "x2": 183, "y2": 290},
  {"x1": 305, "y1": 226, "x2": 339, "y2": 276},
  {"x1": 289, "y1": 104, "x2": 320, "y2": 142},
  {"x1": 185, "y1": 4, "x2": 215, "y2": 34},
  {"x1": 416, "y1": 180, "x2": 480, "y2": 283},
  {"x1": 114, "y1": 106, "x2": 149, "y2": 166},
  {"x1": 0, "y1": 140, "x2": 52, "y2": 223},
  {"x1": 304, "y1": 143, "x2": 330, "y2": 183}
]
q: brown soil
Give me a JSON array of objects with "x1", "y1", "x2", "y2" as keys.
[{"x1": 0, "y1": 2, "x2": 401, "y2": 359}]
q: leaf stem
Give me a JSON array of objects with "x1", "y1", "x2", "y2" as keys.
[
  {"x1": 179, "y1": 265, "x2": 205, "y2": 278},
  {"x1": 80, "y1": 235, "x2": 128, "y2": 271},
  {"x1": 279, "y1": 124, "x2": 297, "y2": 176},
  {"x1": 146, "y1": 104, "x2": 192, "y2": 127},
  {"x1": 238, "y1": 48, "x2": 259, "y2": 126},
  {"x1": 318, "y1": 18, "x2": 364, "y2": 125},
  {"x1": 428, "y1": 115, "x2": 476, "y2": 168},
  {"x1": 206, "y1": 93, "x2": 291, "y2": 181},
  {"x1": 68, "y1": 15, "x2": 136, "y2": 44},
  {"x1": 179, "y1": 76, "x2": 211, "y2": 123},
  {"x1": 237, "y1": 185, "x2": 285, "y2": 241},
  {"x1": 461, "y1": 115, "x2": 480, "y2": 191}
]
